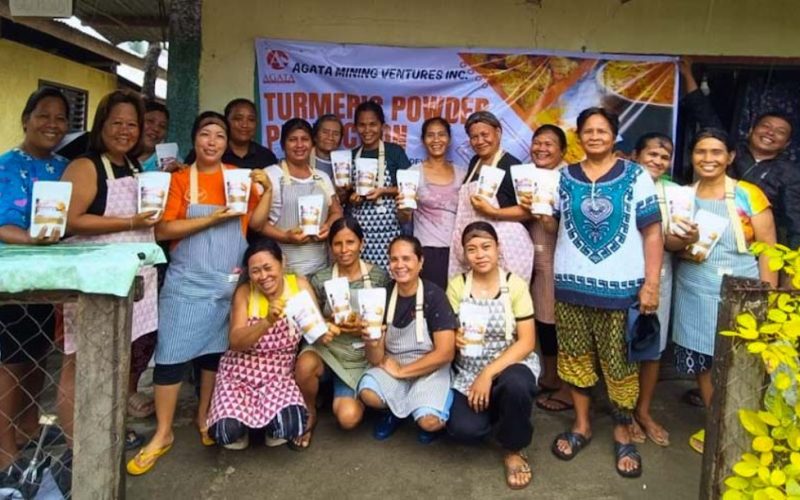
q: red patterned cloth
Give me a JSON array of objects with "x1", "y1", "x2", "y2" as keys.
[{"x1": 207, "y1": 317, "x2": 306, "y2": 429}]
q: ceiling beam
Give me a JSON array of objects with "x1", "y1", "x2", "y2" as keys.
[{"x1": 0, "y1": 0, "x2": 167, "y2": 79}]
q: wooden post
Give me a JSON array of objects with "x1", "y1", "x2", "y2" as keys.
[
  {"x1": 699, "y1": 275, "x2": 769, "y2": 500},
  {"x1": 72, "y1": 292, "x2": 133, "y2": 500}
]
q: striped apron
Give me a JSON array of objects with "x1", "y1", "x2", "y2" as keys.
[
  {"x1": 155, "y1": 167, "x2": 248, "y2": 364},
  {"x1": 359, "y1": 281, "x2": 451, "y2": 418},
  {"x1": 655, "y1": 179, "x2": 673, "y2": 353},
  {"x1": 207, "y1": 276, "x2": 306, "y2": 429},
  {"x1": 63, "y1": 155, "x2": 158, "y2": 354},
  {"x1": 671, "y1": 197, "x2": 758, "y2": 356},
  {"x1": 276, "y1": 164, "x2": 330, "y2": 277},
  {"x1": 448, "y1": 151, "x2": 534, "y2": 284}
]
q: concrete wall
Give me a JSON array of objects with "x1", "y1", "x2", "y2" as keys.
[
  {"x1": 199, "y1": 0, "x2": 800, "y2": 111},
  {"x1": 0, "y1": 39, "x2": 118, "y2": 152}
]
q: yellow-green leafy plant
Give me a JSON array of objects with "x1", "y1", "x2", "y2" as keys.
[{"x1": 720, "y1": 243, "x2": 800, "y2": 500}]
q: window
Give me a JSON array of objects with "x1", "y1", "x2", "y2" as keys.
[{"x1": 38, "y1": 80, "x2": 88, "y2": 133}]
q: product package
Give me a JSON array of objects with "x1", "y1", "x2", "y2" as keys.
[
  {"x1": 529, "y1": 168, "x2": 560, "y2": 215},
  {"x1": 510, "y1": 164, "x2": 536, "y2": 205},
  {"x1": 355, "y1": 158, "x2": 379, "y2": 196},
  {"x1": 298, "y1": 194, "x2": 324, "y2": 236},
  {"x1": 29, "y1": 181, "x2": 72, "y2": 238},
  {"x1": 476, "y1": 166, "x2": 505, "y2": 200},
  {"x1": 664, "y1": 185, "x2": 695, "y2": 236},
  {"x1": 138, "y1": 172, "x2": 171, "y2": 219},
  {"x1": 358, "y1": 288, "x2": 387, "y2": 340},
  {"x1": 330, "y1": 150, "x2": 352, "y2": 188},
  {"x1": 396, "y1": 169, "x2": 420, "y2": 210},
  {"x1": 459, "y1": 302, "x2": 489, "y2": 358},
  {"x1": 688, "y1": 209, "x2": 730, "y2": 261},
  {"x1": 223, "y1": 168, "x2": 251, "y2": 213},
  {"x1": 324, "y1": 277, "x2": 352, "y2": 324},
  {"x1": 285, "y1": 289, "x2": 328, "y2": 344},
  {"x1": 155, "y1": 143, "x2": 179, "y2": 171}
]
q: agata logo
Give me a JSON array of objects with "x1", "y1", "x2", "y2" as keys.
[{"x1": 266, "y1": 50, "x2": 290, "y2": 70}]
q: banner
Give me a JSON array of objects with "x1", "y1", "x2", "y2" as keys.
[{"x1": 256, "y1": 39, "x2": 678, "y2": 166}]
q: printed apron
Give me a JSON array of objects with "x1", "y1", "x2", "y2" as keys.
[
  {"x1": 447, "y1": 151, "x2": 534, "y2": 284},
  {"x1": 63, "y1": 155, "x2": 157, "y2": 354},
  {"x1": 275, "y1": 161, "x2": 330, "y2": 277},
  {"x1": 207, "y1": 276, "x2": 306, "y2": 429},
  {"x1": 360, "y1": 280, "x2": 451, "y2": 418},
  {"x1": 452, "y1": 269, "x2": 540, "y2": 395},
  {"x1": 155, "y1": 165, "x2": 248, "y2": 364},
  {"x1": 303, "y1": 261, "x2": 372, "y2": 390},
  {"x1": 351, "y1": 141, "x2": 400, "y2": 270}
]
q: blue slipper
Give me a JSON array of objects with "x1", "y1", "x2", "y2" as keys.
[
  {"x1": 417, "y1": 429, "x2": 442, "y2": 445},
  {"x1": 373, "y1": 413, "x2": 402, "y2": 441}
]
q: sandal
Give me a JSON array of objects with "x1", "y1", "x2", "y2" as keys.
[
  {"x1": 504, "y1": 451, "x2": 532, "y2": 490},
  {"x1": 125, "y1": 429, "x2": 145, "y2": 451},
  {"x1": 628, "y1": 420, "x2": 646, "y2": 444},
  {"x1": 682, "y1": 388, "x2": 704, "y2": 408},
  {"x1": 536, "y1": 394, "x2": 574, "y2": 412},
  {"x1": 634, "y1": 414, "x2": 670, "y2": 447},
  {"x1": 614, "y1": 441, "x2": 642, "y2": 478},
  {"x1": 127, "y1": 392, "x2": 155, "y2": 419},
  {"x1": 551, "y1": 431, "x2": 591, "y2": 461},
  {"x1": 198, "y1": 427, "x2": 215, "y2": 447},
  {"x1": 689, "y1": 429, "x2": 705, "y2": 454},
  {"x1": 126, "y1": 442, "x2": 173, "y2": 476}
]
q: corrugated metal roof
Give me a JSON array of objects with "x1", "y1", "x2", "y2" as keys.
[{"x1": 73, "y1": 0, "x2": 170, "y2": 44}]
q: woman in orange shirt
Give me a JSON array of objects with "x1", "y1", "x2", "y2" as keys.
[{"x1": 128, "y1": 111, "x2": 271, "y2": 475}]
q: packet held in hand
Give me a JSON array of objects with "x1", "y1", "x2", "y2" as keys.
[
  {"x1": 396, "y1": 169, "x2": 420, "y2": 209},
  {"x1": 223, "y1": 168, "x2": 251, "y2": 213},
  {"x1": 355, "y1": 158, "x2": 378, "y2": 196},
  {"x1": 688, "y1": 209, "x2": 729, "y2": 261},
  {"x1": 138, "y1": 172, "x2": 171, "y2": 219},
  {"x1": 460, "y1": 302, "x2": 489, "y2": 357},
  {"x1": 510, "y1": 164, "x2": 535, "y2": 204},
  {"x1": 155, "y1": 142, "x2": 179, "y2": 171},
  {"x1": 29, "y1": 181, "x2": 72, "y2": 238},
  {"x1": 358, "y1": 288, "x2": 386, "y2": 339},
  {"x1": 664, "y1": 185, "x2": 695, "y2": 236},
  {"x1": 298, "y1": 194, "x2": 324, "y2": 236},
  {"x1": 324, "y1": 277, "x2": 352, "y2": 324},
  {"x1": 330, "y1": 150, "x2": 352, "y2": 188},
  {"x1": 476, "y1": 166, "x2": 505, "y2": 200},
  {"x1": 530, "y1": 168, "x2": 559, "y2": 215},
  {"x1": 285, "y1": 289, "x2": 328, "y2": 344}
]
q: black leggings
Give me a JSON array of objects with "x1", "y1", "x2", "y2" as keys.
[
  {"x1": 447, "y1": 364, "x2": 538, "y2": 451},
  {"x1": 536, "y1": 320, "x2": 558, "y2": 357},
  {"x1": 210, "y1": 405, "x2": 308, "y2": 444},
  {"x1": 152, "y1": 352, "x2": 222, "y2": 386}
]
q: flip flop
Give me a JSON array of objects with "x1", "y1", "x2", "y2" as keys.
[
  {"x1": 504, "y1": 452, "x2": 532, "y2": 490},
  {"x1": 682, "y1": 388, "x2": 704, "y2": 408},
  {"x1": 536, "y1": 394, "x2": 574, "y2": 412},
  {"x1": 126, "y1": 442, "x2": 173, "y2": 476},
  {"x1": 125, "y1": 429, "x2": 145, "y2": 451},
  {"x1": 614, "y1": 442, "x2": 642, "y2": 478},
  {"x1": 634, "y1": 415, "x2": 670, "y2": 447},
  {"x1": 551, "y1": 431, "x2": 591, "y2": 461},
  {"x1": 628, "y1": 420, "x2": 646, "y2": 444},
  {"x1": 689, "y1": 429, "x2": 705, "y2": 454},
  {"x1": 127, "y1": 392, "x2": 155, "y2": 419},
  {"x1": 537, "y1": 383, "x2": 560, "y2": 394}
]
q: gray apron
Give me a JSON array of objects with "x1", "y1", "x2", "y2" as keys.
[{"x1": 276, "y1": 175, "x2": 330, "y2": 277}]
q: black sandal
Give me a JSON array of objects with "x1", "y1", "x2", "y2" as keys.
[
  {"x1": 614, "y1": 441, "x2": 643, "y2": 478},
  {"x1": 551, "y1": 431, "x2": 591, "y2": 461}
]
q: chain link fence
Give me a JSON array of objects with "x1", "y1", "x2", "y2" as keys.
[{"x1": 0, "y1": 290, "x2": 133, "y2": 500}]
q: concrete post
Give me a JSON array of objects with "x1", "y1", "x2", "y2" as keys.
[{"x1": 167, "y1": 0, "x2": 201, "y2": 158}]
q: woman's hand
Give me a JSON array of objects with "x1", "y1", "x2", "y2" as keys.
[
  {"x1": 250, "y1": 169, "x2": 272, "y2": 192},
  {"x1": 317, "y1": 221, "x2": 331, "y2": 241},
  {"x1": 467, "y1": 371, "x2": 493, "y2": 412},
  {"x1": 210, "y1": 207, "x2": 243, "y2": 223},
  {"x1": 364, "y1": 187, "x2": 383, "y2": 202},
  {"x1": 131, "y1": 211, "x2": 161, "y2": 229},
  {"x1": 361, "y1": 322, "x2": 385, "y2": 344},
  {"x1": 518, "y1": 192, "x2": 532, "y2": 211},
  {"x1": 285, "y1": 227, "x2": 311, "y2": 244},
  {"x1": 454, "y1": 327, "x2": 466, "y2": 349},
  {"x1": 673, "y1": 220, "x2": 700, "y2": 245},
  {"x1": 638, "y1": 280, "x2": 660, "y2": 315},
  {"x1": 470, "y1": 195, "x2": 496, "y2": 217},
  {"x1": 349, "y1": 191, "x2": 363, "y2": 206},
  {"x1": 29, "y1": 226, "x2": 62, "y2": 245},
  {"x1": 319, "y1": 322, "x2": 340, "y2": 345},
  {"x1": 162, "y1": 161, "x2": 187, "y2": 173},
  {"x1": 266, "y1": 298, "x2": 284, "y2": 328},
  {"x1": 380, "y1": 356, "x2": 404, "y2": 378},
  {"x1": 337, "y1": 314, "x2": 362, "y2": 333}
]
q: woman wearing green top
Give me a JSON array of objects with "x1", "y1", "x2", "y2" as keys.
[
  {"x1": 294, "y1": 217, "x2": 389, "y2": 448},
  {"x1": 629, "y1": 133, "x2": 698, "y2": 448}
]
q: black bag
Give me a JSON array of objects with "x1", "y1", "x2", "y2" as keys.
[{"x1": 626, "y1": 303, "x2": 661, "y2": 363}]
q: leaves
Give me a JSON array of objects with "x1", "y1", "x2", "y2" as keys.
[{"x1": 742, "y1": 410, "x2": 770, "y2": 437}]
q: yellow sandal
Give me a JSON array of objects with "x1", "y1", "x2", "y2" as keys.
[
  {"x1": 126, "y1": 442, "x2": 173, "y2": 476},
  {"x1": 689, "y1": 429, "x2": 705, "y2": 454}
]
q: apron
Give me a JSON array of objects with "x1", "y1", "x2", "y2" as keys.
[
  {"x1": 529, "y1": 219, "x2": 556, "y2": 324},
  {"x1": 452, "y1": 270, "x2": 540, "y2": 394},
  {"x1": 303, "y1": 261, "x2": 372, "y2": 390},
  {"x1": 360, "y1": 280, "x2": 451, "y2": 418},
  {"x1": 672, "y1": 196, "x2": 758, "y2": 356},
  {"x1": 276, "y1": 161, "x2": 330, "y2": 277},
  {"x1": 155, "y1": 165, "x2": 249, "y2": 364},
  {"x1": 207, "y1": 275, "x2": 306, "y2": 429},
  {"x1": 351, "y1": 141, "x2": 400, "y2": 270},
  {"x1": 447, "y1": 151, "x2": 534, "y2": 284},
  {"x1": 63, "y1": 155, "x2": 158, "y2": 355},
  {"x1": 655, "y1": 179, "x2": 673, "y2": 352}
]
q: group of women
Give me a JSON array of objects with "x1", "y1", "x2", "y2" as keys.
[{"x1": 0, "y1": 85, "x2": 779, "y2": 491}]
